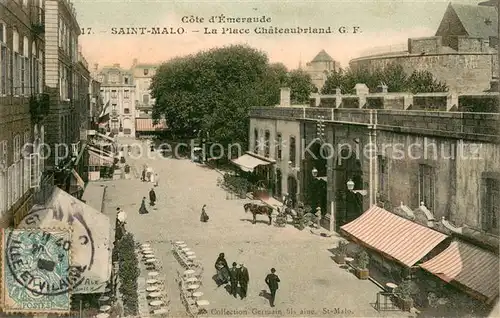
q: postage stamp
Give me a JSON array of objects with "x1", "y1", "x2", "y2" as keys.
[{"x1": 2, "y1": 228, "x2": 73, "y2": 314}]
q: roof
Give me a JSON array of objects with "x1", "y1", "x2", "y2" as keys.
[
  {"x1": 420, "y1": 239, "x2": 499, "y2": 303},
  {"x1": 231, "y1": 153, "x2": 273, "y2": 172},
  {"x1": 310, "y1": 50, "x2": 334, "y2": 63},
  {"x1": 340, "y1": 206, "x2": 449, "y2": 267},
  {"x1": 450, "y1": 3, "x2": 498, "y2": 38},
  {"x1": 135, "y1": 118, "x2": 167, "y2": 131}
]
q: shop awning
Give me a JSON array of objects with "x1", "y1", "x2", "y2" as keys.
[
  {"x1": 71, "y1": 169, "x2": 85, "y2": 189},
  {"x1": 18, "y1": 187, "x2": 112, "y2": 294},
  {"x1": 231, "y1": 153, "x2": 273, "y2": 172},
  {"x1": 88, "y1": 150, "x2": 114, "y2": 167},
  {"x1": 420, "y1": 240, "x2": 499, "y2": 303},
  {"x1": 135, "y1": 118, "x2": 167, "y2": 132},
  {"x1": 340, "y1": 206, "x2": 449, "y2": 267}
]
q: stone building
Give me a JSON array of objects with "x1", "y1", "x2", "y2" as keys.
[
  {"x1": 131, "y1": 58, "x2": 157, "y2": 117},
  {"x1": 304, "y1": 50, "x2": 340, "y2": 91},
  {"x1": 349, "y1": 3, "x2": 498, "y2": 94},
  {"x1": 0, "y1": 0, "x2": 45, "y2": 227},
  {"x1": 248, "y1": 87, "x2": 499, "y2": 310},
  {"x1": 97, "y1": 64, "x2": 136, "y2": 136},
  {"x1": 42, "y1": 0, "x2": 90, "y2": 204}
]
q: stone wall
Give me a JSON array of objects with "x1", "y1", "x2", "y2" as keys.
[{"x1": 349, "y1": 53, "x2": 497, "y2": 94}]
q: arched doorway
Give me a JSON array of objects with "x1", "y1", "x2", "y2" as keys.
[
  {"x1": 304, "y1": 141, "x2": 328, "y2": 216},
  {"x1": 275, "y1": 169, "x2": 282, "y2": 199},
  {"x1": 335, "y1": 147, "x2": 363, "y2": 228},
  {"x1": 287, "y1": 175, "x2": 298, "y2": 208}
]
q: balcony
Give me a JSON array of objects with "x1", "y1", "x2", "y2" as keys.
[
  {"x1": 30, "y1": 5, "x2": 45, "y2": 35},
  {"x1": 29, "y1": 93, "x2": 50, "y2": 123}
]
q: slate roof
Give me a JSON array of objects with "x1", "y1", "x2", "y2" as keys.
[
  {"x1": 451, "y1": 3, "x2": 498, "y2": 38},
  {"x1": 310, "y1": 50, "x2": 334, "y2": 63}
]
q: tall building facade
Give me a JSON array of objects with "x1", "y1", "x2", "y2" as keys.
[
  {"x1": 131, "y1": 58, "x2": 157, "y2": 117},
  {"x1": 0, "y1": 0, "x2": 46, "y2": 227},
  {"x1": 42, "y1": 0, "x2": 90, "y2": 203},
  {"x1": 97, "y1": 64, "x2": 136, "y2": 136}
]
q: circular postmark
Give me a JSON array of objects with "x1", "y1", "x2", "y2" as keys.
[
  {"x1": 16, "y1": 203, "x2": 96, "y2": 293},
  {"x1": 6, "y1": 229, "x2": 84, "y2": 296}
]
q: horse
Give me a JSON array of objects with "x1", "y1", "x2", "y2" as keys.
[{"x1": 243, "y1": 203, "x2": 273, "y2": 225}]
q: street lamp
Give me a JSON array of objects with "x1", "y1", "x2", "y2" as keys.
[{"x1": 347, "y1": 178, "x2": 367, "y2": 196}]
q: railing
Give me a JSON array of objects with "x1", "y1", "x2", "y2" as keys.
[{"x1": 375, "y1": 292, "x2": 399, "y2": 312}]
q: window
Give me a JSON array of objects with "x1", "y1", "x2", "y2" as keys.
[
  {"x1": 0, "y1": 140, "x2": 7, "y2": 167},
  {"x1": 418, "y1": 164, "x2": 435, "y2": 211},
  {"x1": 142, "y1": 94, "x2": 149, "y2": 105},
  {"x1": 32, "y1": 42, "x2": 38, "y2": 94},
  {"x1": 21, "y1": 37, "x2": 29, "y2": 96},
  {"x1": 143, "y1": 69, "x2": 149, "y2": 76},
  {"x1": 378, "y1": 155, "x2": 388, "y2": 196},
  {"x1": 13, "y1": 29, "x2": 20, "y2": 96},
  {"x1": 13, "y1": 135, "x2": 21, "y2": 162},
  {"x1": 483, "y1": 178, "x2": 499, "y2": 234},
  {"x1": 111, "y1": 75, "x2": 118, "y2": 83},
  {"x1": 0, "y1": 21, "x2": 8, "y2": 95},
  {"x1": 124, "y1": 108, "x2": 130, "y2": 114},
  {"x1": 253, "y1": 129, "x2": 258, "y2": 153},
  {"x1": 289, "y1": 136, "x2": 296, "y2": 167},
  {"x1": 23, "y1": 131, "x2": 30, "y2": 193},
  {"x1": 38, "y1": 50, "x2": 42, "y2": 93},
  {"x1": 276, "y1": 133, "x2": 282, "y2": 160},
  {"x1": 264, "y1": 130, "x2": 270, "y2": 158},
  {"x1": 97, "y1": 75, "x2": 103, "y2": 83},
  {"x1": 111, "y1": 90, "x2": 117, "y2": 98},
  {"x1": 124, "y1": 90, "x2": 130, "y2": 99},
  {"x1": 124, "y1": 77, "x2": 129, "y2": 84}
]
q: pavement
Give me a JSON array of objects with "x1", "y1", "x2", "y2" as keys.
[{"x1": 100, "y1": 137, "x2": 410, "y2": 318}]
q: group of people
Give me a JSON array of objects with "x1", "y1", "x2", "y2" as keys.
[
  {"x1": 214, "y1": 253, "x2": 281, "y2": 307},
  {"x1": 139, "y1": 188, "x2": 157, "y2": 214},
  {"x1": 141, "y1": 165, "x2": 159, "y2": 186},
  {"x1": 214, "y1": 253, "x2": 249, "y2": 299}
]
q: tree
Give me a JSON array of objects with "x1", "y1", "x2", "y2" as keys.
[
  {"x1": 287, "y1": 69, "x2": 315, "y2": 104},
  {"x1": 151, "y1": 45, "x2": 315, "y2": 154},
  {"x1": 321, "y1": 63, "x2": 448, "y2": 94}
]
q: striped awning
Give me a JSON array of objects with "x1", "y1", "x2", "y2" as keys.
[
  {"x1": 135, "y1": 118, "x2": 167, "y2": 132},
  {"x1": 88, "y1": 150, "x2": 114, "y2": 167},
  {"x1": 340, "y1": 206, "x2": 449, "y2": 267},
  {"x1": 420, "y1": 240, "x2": 499, "y2": 303}
]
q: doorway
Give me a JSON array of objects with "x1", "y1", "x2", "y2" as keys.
[
  {"x1": 275, "y1": 169, "x2": 282, "y2": 199},
  {"x1": 335, "y1": 148, "x2": 363, "y2": 228},
  {"x1": 287, "y1": 175, "x2": 298, "y2": 208}
]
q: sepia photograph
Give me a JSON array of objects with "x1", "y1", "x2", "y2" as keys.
[{"x1": 0, "y1": 0, "x2": 499, "y2": 317}]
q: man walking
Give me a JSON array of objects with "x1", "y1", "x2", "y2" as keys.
[
  {"x1": 265, "y1": 268, "x2": 280, "y2": 307},
  {"x1": 238, "y1": 263, "x2": 249, "y2": 299},
  {"x1": 229, "y1": 262, "x2": 238, "y2": 298}
]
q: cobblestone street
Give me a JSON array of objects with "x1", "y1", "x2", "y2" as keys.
[{"x1": 102, "y1": 138, "x2": 409, "y2": 318}]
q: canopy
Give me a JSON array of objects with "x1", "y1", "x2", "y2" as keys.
[
  {"x1": 88, "y1": 150, "x2": 114, "y2": 167},
  {"x1": 340, "y1": 206, "x2": 449, "y2": 267},
  {"x1": 17, "y1": 187, "x2": 112, "y2": 294},
  {"x1": 231, "y1": 153, "x2": 273, "y2": 173},
  {"x1": 420, "y1": 239, "x2": 499, "y2": 303}
]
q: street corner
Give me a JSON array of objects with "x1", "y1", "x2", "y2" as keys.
[{"x1": 2, "y1": 228, "x2": 72, "y2": 315}]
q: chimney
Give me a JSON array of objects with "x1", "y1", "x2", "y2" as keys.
[
  {"x1": 113, "y1": 63, "x2": 120, "y2": 68},
  {"x1": 280, "y1": 87, "x2": 291, "y2": 107},
  {"x1": 377, "y1": 84, "x2": 388, "y2": 93}
]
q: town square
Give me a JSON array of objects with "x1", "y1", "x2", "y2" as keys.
[{"x1": 0, "y1": 0, "x2": 499, "y2": 317}]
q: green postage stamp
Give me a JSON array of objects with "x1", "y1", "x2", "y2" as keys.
[{"x1": 2, "y1": 228, "x2": 72, "y2": 314}]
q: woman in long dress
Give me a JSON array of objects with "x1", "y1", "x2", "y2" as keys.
[
  {"x1": 139, "y1": 197, "x2": 149, "y2": 214},
  {"x1": 214, "y1": 253, "x2": 230, "y2": 286},
  {"x1": 200, "y1": 204, "x2": 209, "y2": 222}
]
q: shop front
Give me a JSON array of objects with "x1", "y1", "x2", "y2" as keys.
[{"x1": 231, "y1": 152, "x2": 276, "y2": 199}]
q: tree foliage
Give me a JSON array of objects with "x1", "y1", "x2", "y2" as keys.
[
  {"x1": 117, "y1": 233, "x2": 139, "y2": 316},
  {"x1": 321, "y1": 63, "x2": 448, "y2": 94},
  {"x1": 151, "y1": 45, "x2": 314, "y2": 151}
]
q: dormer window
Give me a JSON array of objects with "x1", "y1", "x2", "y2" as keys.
[
  {"x1": 485, "y1": 18, "x2": 492, "y2": 26},
  {"x1": 144, "y1": 69, "x2": 149, "y2": 76}
]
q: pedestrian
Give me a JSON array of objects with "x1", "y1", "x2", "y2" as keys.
[
  {"x1": 146, "y1": 166, "x2": 153, "y2": 182},
  {"x1": 265, "y1": 268, "x2": 280, "y2": 307},
  {"x1": 139, "y1": 197, "x2": 149, "y2": 214},
  {"x1": 154, "y1": 173, "x2": 159, "y2": 187},
  {"x1": 214, "y1": 253, "x2": 230, "y2": 286},
  {"x1": 150, "y1": 172, "x2": 155, "y2": 185},
  {"x1": 149, "y1": 188, "x2": 156, "y2": 206},
  {"x1": 229, "y1": 262, "x2": 238, "y2": 298},
  {"x1": 200, "y1": 204, "x2": 209, "y2": 222},
  {"x1": 141, "y1": 168, "x2": 146, "y2": 182},
  {"x1": 237, "y1": 263, "x2": 249, "y2": 299}
]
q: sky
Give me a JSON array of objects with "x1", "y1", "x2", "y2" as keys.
[{"x1": 72, "y1": 0, "x2": 483, "y2": 70}]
